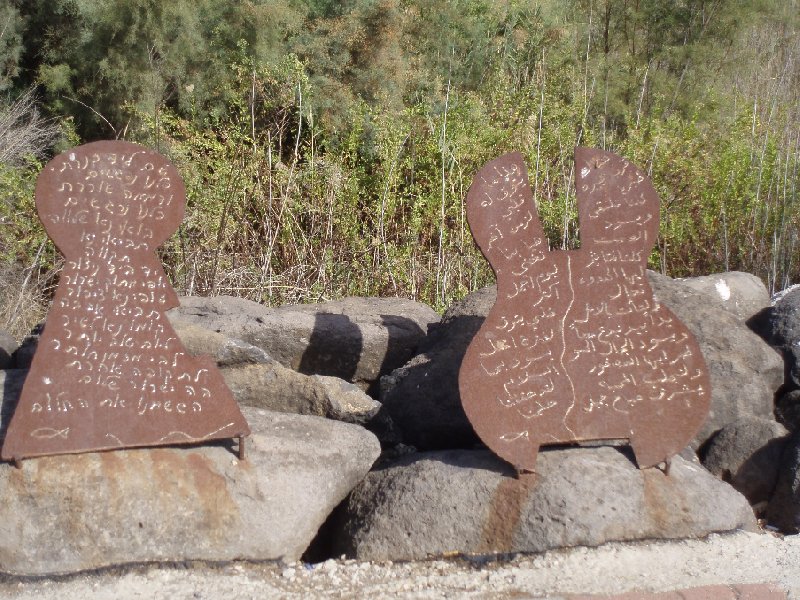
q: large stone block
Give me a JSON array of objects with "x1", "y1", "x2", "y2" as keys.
[
  {"x1": 170, "y1": 296, "x2": 439, "y2": 396},
  {"x1": 0, "y1": 407, "x2": 380, "y2": 575},
  {"x1": 332, "y1": 447, "x2": 756, "y2": 561},
  {"x1": 676, "y1": 271, "x2": 770, "y2": 321}
]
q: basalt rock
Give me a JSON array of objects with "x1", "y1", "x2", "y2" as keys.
[
  {"x1": 381, "y1": 273, "x2": 782, "y2": 452},
  {"x1": 647, "y1": 271, "x2": 783, "y2": 446},
  {"x1": 222, "y1": 363, "x2": 381, "y2": 425},
  {"x1": 0, "y1": 407, "x2": 380, "y2": 575},
  {"x1": 701, "y1": 416, "x2": 789, "y2": 505},
  {"x1": 379, "y1": 286, "x2": 494, "y2": 450},
  {"x1": 676, "y1": 271, "x2": 770, "y2": 321},
  {"x1": 755, "y1": 287, "x2": 800, "y2": 388},
  {"x1": 0, "y1": 369, "x2": 26, "y2": 444},
  {"x1": 767, "y1": 430, "x2": 800, "y2": 533},
  {"x1": 332, "y1": 447, "x2": 756, "y2": 561},
  {"x1": 776, "y1": 390, "x2": 800, "y2": 432},
  {"x1": 170, "y1": 296, "x2": 439, "y2": 396},
  {"x1": 173, "y1": 322, "x2": 273, "y2": 367}
]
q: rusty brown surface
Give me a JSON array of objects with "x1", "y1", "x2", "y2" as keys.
[
  {"x1": 459, "y1": 148, "x2": 710, "y2": 471},
  {"x1": 1, "y1": 140, "x2": 250, "y2": 461},
  {"x1": 479, "y1": 472, "x2": 536, "y2": 553}
]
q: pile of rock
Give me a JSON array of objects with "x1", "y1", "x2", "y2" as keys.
[
  {"x1": 0, "y1": 271, "x2": 798, "y2": 575},
  {"x1": 345, "y1": 270, "x2": 792, "y2": 559}
]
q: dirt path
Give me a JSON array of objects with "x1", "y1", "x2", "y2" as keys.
[{"x1": 1, "y1": 531, "x2": 798, "y2": 599}]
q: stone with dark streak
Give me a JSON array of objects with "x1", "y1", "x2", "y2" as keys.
[
  {"x1": 331, "y1": 447, "x2": 756, "y2": 561},
  {"x1": 169, "y1": 295, "x2": 439, "y2": 396},
  {"x1": 0, "y1": 406, "x2": 380, "y2": 575}
]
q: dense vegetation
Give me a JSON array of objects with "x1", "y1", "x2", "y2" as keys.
[{"x1": 1, "y1": 0, "x2": 799, "y2": 335}]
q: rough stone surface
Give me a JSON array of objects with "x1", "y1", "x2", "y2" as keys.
[
  {"x1": 312, "y1": 375, "x2": 383, "y2": 424},
  {"x1": 776, "y1": 389, "x2": 800, "y2": 431},
  {"x1": 762, "y1": 287, "x2": 800, "y2": 348},
  {"x1": 756, "y1": 288, "x2": 800, "y2": 387},
  {"x1": 0, "y1": 331, "x2": 16, "y2": 370},
  {"x1": 173, "y1": 322, "x2": 273, "y2": 367},
  {"x1": 332, "y1": 447, "x2": 756, "y2": 561},
  {"x1": 768, "y1": 430, "x2": 800, "y2": 533},
  {"x1": 0, "y1": 407, "x2": 380, "y2": 575},
  {"x1": 382, "y1": 274, "x2": 782, "y2": 451},
  {"x1": 379, "y1": 287, "x2": 493, "y2": 450},
  {"x1": 701, "y1": 416, "x2": 789, "y2": 505},
  {"x1": 647, "y1": 271, "x2": 783, "y2": 446},
  {"x1": 169, "y1": 296, "x2": 439, "y2": 395},
  {"x1": 222, "y1": 362, "x2": 381, "y2": 425},
  {"x1": 676, "y1": 272, "x2": 770, "y2": 321}
]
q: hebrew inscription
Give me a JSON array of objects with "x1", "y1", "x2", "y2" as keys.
[
  {"x1": 459, "y1": 148, "x2": 710, "y2": 471},
  {"x1": 1, "y1": 140, "x2": 250, "y2": 461}
]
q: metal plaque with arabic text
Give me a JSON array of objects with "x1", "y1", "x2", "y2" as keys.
[{"x1": 459, "y1": 148, "x2": 710, "y2": 471}]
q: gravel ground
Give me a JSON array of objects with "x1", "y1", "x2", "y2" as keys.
[{"x1": 1, "y1": 531, "x2": 798, "y2": 599}]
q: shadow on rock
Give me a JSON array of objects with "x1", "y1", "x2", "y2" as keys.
[
  {"x1": 298, "y1": 313, "x2": 363, "y2": 383},
  {"x1": 0, "y1": 369, "x2": 27, "y2": 446},
  {"x1": 380, "y1": 312, "x2": 488, "y2": 451}
]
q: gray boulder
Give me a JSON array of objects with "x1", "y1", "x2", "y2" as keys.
[
  {"x1": 676, "y1": 271, "x2": 770, "y2": 321},
  {"x1": 170, "y1": 296, "x2": 439, "y2": 395},
  {"x1": 0, "y1": 407, "x2": 380, "y2": 575},
  {"x1": 755, "y1": 287, "x2": 800, "y2": 387},
  {"x1": 648, "y1": 271, "x2": 783, "y2": 445},
  {"x1": 222, "y1": 363, "x2": 381, "y2": 425},
  {"x1": 379, "y1": 286, "x2": 494, "y2": 450},
  {"x1": 174, "y1": 323, "x2": 383, "y2": 424},
  {"x1": 762, "y1": 287, "x2": 800, "y2": 348},
  {"x1": 776, "y1": 390, "x2": 800, "y2": 431},
  {"x1": 381, "y1": 274, "x2": 783, "y2": 451},
  {"x1": 173, "y1": 322, "x2": 273, "y2": 367},
  {"x1": 0, "y1": 331, "x2": 16, "y2": 370},
  {"x1": 767, "y1": 431, "x2": 800, "y2": 533},
  {"x1": 701, "y1": 416, "x2": 789, "y2": 505},
  {"x1": 332, "y1": 447, "x2": 756, "y2": 561}
]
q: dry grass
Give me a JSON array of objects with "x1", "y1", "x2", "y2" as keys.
[
  {"x1": 0, "y1": 262, "x2": 55, "y2": 341},
  {"x1": 0, "y1": 89, "x2": 61, "y2": 166}
]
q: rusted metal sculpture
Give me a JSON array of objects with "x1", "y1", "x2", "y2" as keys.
[
  {"x1": 459, "y1": 148, "x2": 710, "y2": 472},
  {"x1": 1, "y1": 141, "x2": 250, "y2": 462}
]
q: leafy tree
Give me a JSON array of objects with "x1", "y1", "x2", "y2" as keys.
[
  {"x1": 0, "y1": 0, "x2": 24, "y2": 92},
  {"x1": 17, "y1": 0, "x2": 306, "y2": 139}
]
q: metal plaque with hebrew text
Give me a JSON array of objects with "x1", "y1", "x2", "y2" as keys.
[{"x1": 1, "y1": 141, "x2": 250, "y2": 461}]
